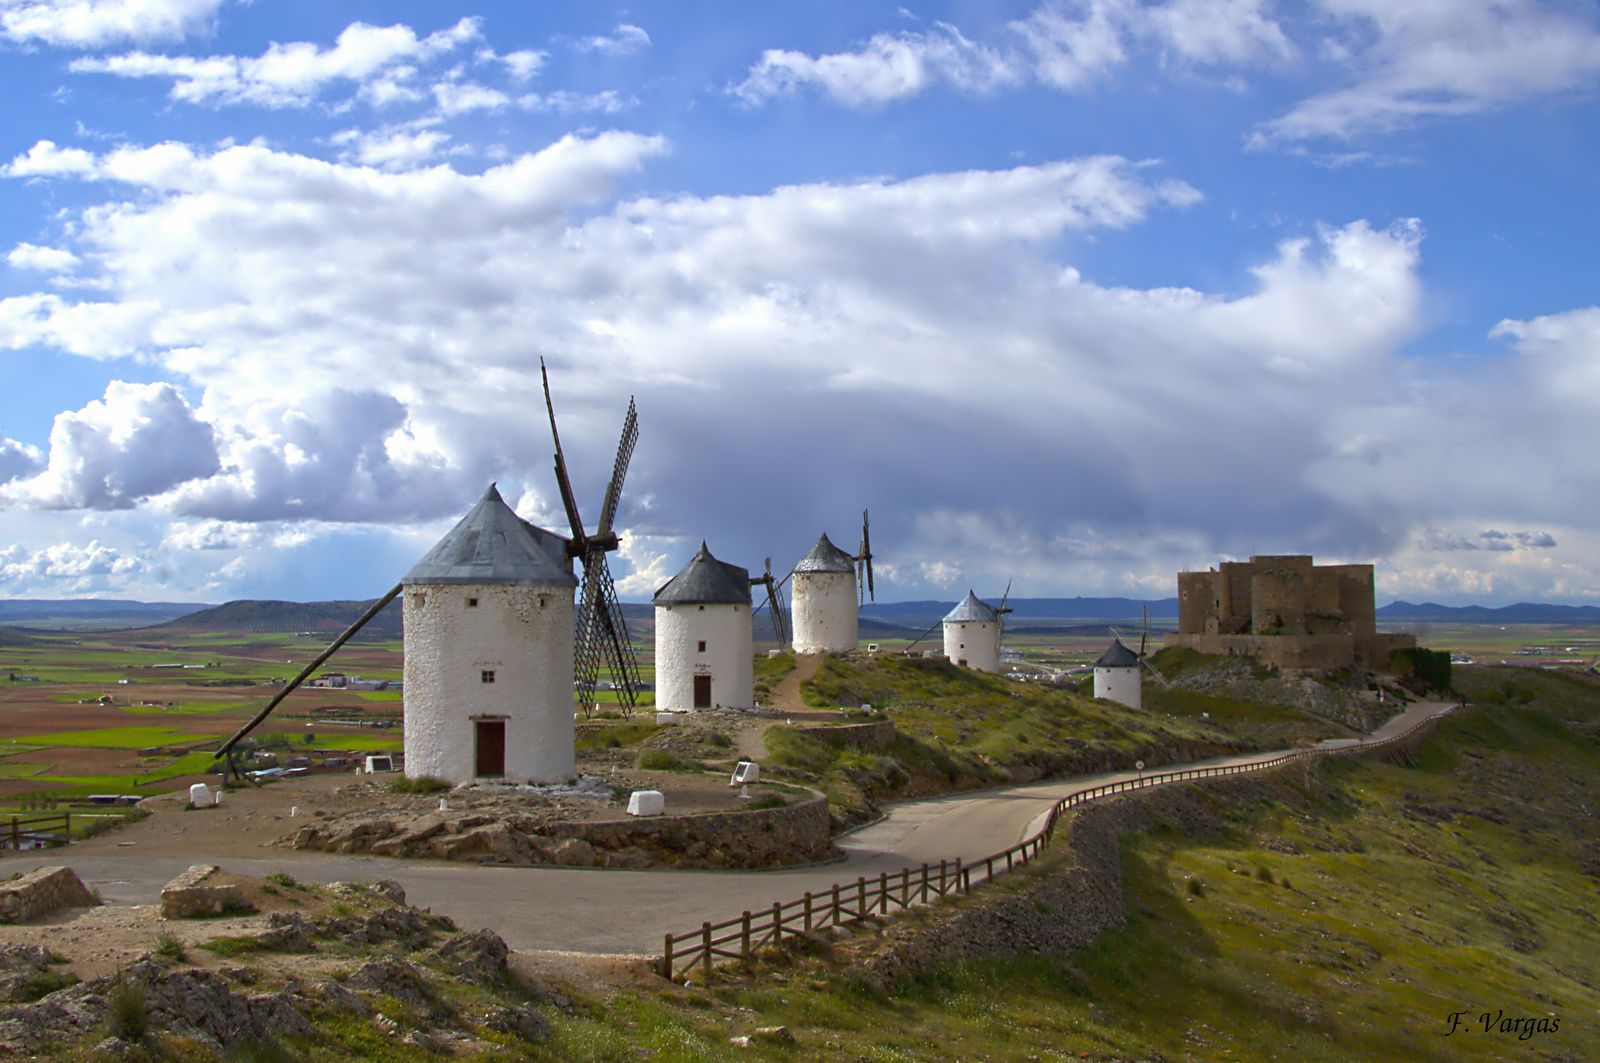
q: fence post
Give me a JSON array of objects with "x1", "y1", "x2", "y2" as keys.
[
  {"x1": 741, "y1": 911, "x2": 751, "y2": 958},
  {"x1": 701, "y1": 923, "x2": 712, "y2": 982},
  {"x1": 662, "y1": 934, "x2": 673, "y2": 980},
  {"x1": 920, "y1": 863, "x2": 930, "y2": 903},
  {"x1": 832, "y1": 882, "x2": 842, "y2": 924},
  {"x1": 879, "y1": 872, "x2": 889, "y2": 914},
  {"x1": 938, "y1": 858, "x2": 947, "y2": 894},
  {"x1": 857, "y1": 877, "x2": 867, "y2": 919},
  {"x1": 804, "y1": 891, "x2": 813, "y2": 933},
  {"x1": 10, "y1": 817, "x2": 17, "y2": 850},
  {"x1": 63, "y1": 812, "x2": 70, "y2": 838},
  {"x1": 771, "y1": 902, "x2": 782, "y2": 946},
  {"x1": 954, "y1": 856, "x2": 962, "y2": 893},
  {"x1": 901, "y1": 866, "x2": 910, "y2": 906}
]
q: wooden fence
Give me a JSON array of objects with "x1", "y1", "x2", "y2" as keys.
[
  {"x1": 0, "y1": 813, "x2": 72, "y2": 852},
  {"x1": 659, "y1": 704, "x2": 1457, "y2": 981}
]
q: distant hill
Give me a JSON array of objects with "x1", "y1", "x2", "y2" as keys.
[
  {"x1": 0, "y1": 599, "x2": 212, "y2": 631},
  {"x1": 1378, "y1": 601, "x2": 1600, "y2": 623},
  {"x1": 164, "y1": 599, "x2": 405, "y2": 638}
]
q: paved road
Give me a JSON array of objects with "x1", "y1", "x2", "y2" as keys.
[{"x1": 6, "y1": 700, "x2": 1451, "y2": 957}]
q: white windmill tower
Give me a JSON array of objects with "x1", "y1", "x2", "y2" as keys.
[
  {"x1": 942, "y1": 583, "x2": 1013, "y2": 673},
  {"x1": 790, "y1": 511, "x2": 874, "y2": 655},
  {"x1": 653, "y1": 543, "x2": 756, "y2": 712},
  {"x1": 401, "y1": 485, "x2": 579, "y2": 783},
  {"x1": 1092, "y1": 639, "x2": 1144, "y2": 709},
  {"x1": 1095, "y1": 614, "x2": 1170, "y2": 710}
]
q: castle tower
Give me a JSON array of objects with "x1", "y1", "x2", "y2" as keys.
[
  {"x1": 790, "y1": 533, "x2": 858, "y2": 654},
  {"x1": 1093, "y1": 639, "x2": 1142, "y2": 709},
  {"x1": 942, "y1": 590, "x2": 1002, "y2": 672},
  {"x1": 653, "y1": 543, "x2": 754, "y2": 711},
  {"x1": 401, "y1": 485, "x2": 578, "y2": 785}
]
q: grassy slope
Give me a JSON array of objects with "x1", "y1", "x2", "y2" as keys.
[
  {"x1": 528, "y1": 666, "x2": 1599, "y2": 1061},
  {"x1": 761, "y1": 653, "x2": 1300, "y2": 824}
]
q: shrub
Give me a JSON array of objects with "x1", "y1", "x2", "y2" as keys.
[
  {"x1": 14, "y1": 970, "x2": 77, "y2": 1002},
  {"x1": 745, "y1": 794, "x2": 789, "y2": 811},
  {"x1": 389, "y1": 775, "x2": 451, "y2": 795},
  {"x1": 154, "y1": 933, "x2": 185, "y2": 962},
  {"x1": 1256, "y1": 866, "x2": 1274, "y2": 884},
  {"x1": 106, "y1": 972, "x2": 148, "y2": 1041},
  {"x1": 1187, "y1": 878, "x2": 1206, "y2": 897},
  {"x1": 636, "y1": 750, "x2": 702, "y2": 772},
  {"x1": 263, "y1": 871, "x2": 301, "y2": 890}
]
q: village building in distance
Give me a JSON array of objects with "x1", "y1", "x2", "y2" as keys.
[{"x1": 1169, "y1": 554, "x2": 1414, "y2": 671}]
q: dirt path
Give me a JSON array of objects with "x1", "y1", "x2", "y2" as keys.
[{"x1": 768, "y1": 653, "x2": 824, "y2": 714}]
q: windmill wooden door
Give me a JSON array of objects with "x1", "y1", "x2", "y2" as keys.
[
  {"x1": 693, "y1": 674, "x2": 712, "y2": 709},
  {"x1": 475, "y1": 720, "x2": 505, "y2": 777}
]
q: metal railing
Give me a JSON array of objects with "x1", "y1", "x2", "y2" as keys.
[
  {"x1": 1, "y1": 813, "x2": 72, "y2": 852},
  {"x1": 659, "y1": 704, "x2": 1457, "y2": 981}
]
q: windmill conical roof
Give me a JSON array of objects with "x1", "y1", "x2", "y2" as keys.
[
  {"x1": 404, "y1": 484, "x2": 577, "y2": 587},
  {"x1": 794, "y1": 532, "x2": 856, "y2": 574},
  {"x1": 943, "y1": 590, "x2": 999, "y2": 623},
  {"x1": 1094, "y1": 640, "x2": 1141, "y2": 669},
  {"x1": 653, "y1": 542, "x2": 751, "y2": 606}
]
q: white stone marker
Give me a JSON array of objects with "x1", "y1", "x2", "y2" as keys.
[
  {"x1": 731, "y1": 761, "x2": 760, "y2": 785},
  {"x1": 627, "y1": 790, "x2": 665, "y2": 817},
  {"x1": 188, "y1": 783, "x2": 213, "y2": 809}
]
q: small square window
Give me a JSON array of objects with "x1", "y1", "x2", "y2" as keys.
[
  {"x1": 481, "y1": 669, "x2": 495, "y2": 684},
  {"x1": 697, "y1": 640, "x2": 707, "y2": 652},
  {"x1": 467, "y1": 597, "x2": 479, "y2": 608}
]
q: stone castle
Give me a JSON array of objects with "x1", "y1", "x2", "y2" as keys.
[{"x1": 1167, "y1": 554, "x2": 1414, "y2": 671}]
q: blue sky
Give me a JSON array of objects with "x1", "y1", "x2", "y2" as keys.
[{"x1": 1, "y1": 0, "x2": 1598, "y2": 606}]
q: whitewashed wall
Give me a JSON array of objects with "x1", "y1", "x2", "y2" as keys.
[
  {"x1": 402, "y1": 581, "x2": 575, "y2": 784},
  {"x1": 654, "y1": 603, "x2": 754, "y2": 711},
  {"x1": 792, "y1": 571, "x2": 857, "y2": 653},
  {"x1": 1093, "y1": 665, "x2": 1142, "y2": 709},
  {"x1": 944, "y1": 619, "x2": 1001, "y2": 673}
]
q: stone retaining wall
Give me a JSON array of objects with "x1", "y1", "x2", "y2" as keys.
[
  {"x1": 0, "y1": 866, "x2": 96, "y2": 923},
  {"x1": 794, "y1": 720, "x2": 896, "y2": 750},
  {"x1": 291, "y1": 791, "x2": 836, "y2": 870}
]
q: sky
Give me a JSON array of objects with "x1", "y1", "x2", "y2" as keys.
[{"x1": 1, "y1": 0, "x2": 1598, "y2": 607}]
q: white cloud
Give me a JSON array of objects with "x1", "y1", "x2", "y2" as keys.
[
  {"x1": 431, "y1": 79, "x2": 511, "y2": 116},
  {"x1": 520, "y1": 89, "x2": 635, "y2": 114},
  {"x1": 611, "y1": 531, "x2": 684, "y2": 597},
  {"x1": 0, "y1": 0, "x2": 219, "y2": 48},
  {"x1": 7, "y1": 242, "x2": 79, "y2": 272},
  {"x1": 1254, "y1": 0, "x2": 1600, "y2": 143},
  {"x1": 498, "y1": 48, "x2": 547, "y2": 80},
  {"x1": 734, "y1": 1, "x2": 1293, "y2": 105},
  {"x1": 734, "y1": 22, "x2": 1021, "y2": 106},
  {"x1": 575, "y1": 23, "x2": 650, "y2": 57},
  {"x1": 0, "y1": 539, "x2": 148, "y2": 592},
  {"x1": 331, "y1": 125, "x2": 451, "y2": 169},
  {"x1": 69, "y1": 17, "x2": 482, "y2": 108},
  {"x1": 3, "y1": 139, "x2": 95, "y2": 176},
  {"x1": 0, "y1": 437, "x2": 44, "y2": 484},
  {"x1": 2, "y1": 381, "x2": 220, "y2": 509}
]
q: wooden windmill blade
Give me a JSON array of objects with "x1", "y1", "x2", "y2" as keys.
[
  {"x1": 750, "y1": 557, "x2": 790, "y2": 645},
  {"x1": 212, "y1": 584, "x2": 402, "y2": 775},
  {"x1": 856, "y1": 508, "x2": 875, "y2": 604},
  {"x1": 539, "y1": 360, "x2": 643, "y2": 716}
]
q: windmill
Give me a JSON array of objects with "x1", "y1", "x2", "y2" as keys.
[
  {"x1": 540, "y1": 359, "x2": 644, "y2": 718},
  {"x1": 749, "y1": 557, "x2": 790, "y2": 646},
  {"x1": 855, "y1": 510, "x2": 875, "y2": 607}
]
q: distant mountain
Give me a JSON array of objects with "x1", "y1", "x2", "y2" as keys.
[
  {"x1": 860, "y1": 597, "x2": 1178, "y2": 632},
  {"x1": 0, "y1": 599, "x2": 212, "y2": 630},
  {"x1": 1378, "y1": 601, "x2": 1600, "y2": 623}
]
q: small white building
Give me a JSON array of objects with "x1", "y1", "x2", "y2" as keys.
[
  {"x1": 791, "y1": 533, "x2": 858, "y2": 654},
  {"x1": 943, "y1": 590, "x2": 1002, "y2": 672},
  {"x1": 401, "y1": 484, "x2": 578, "y2": 785},
  {"x1": 1093, "y1": 639, "x2": 1142, "y2": 710},
  {"x1": 653, "y1": 543, "x2": 754, "y2": 711}
]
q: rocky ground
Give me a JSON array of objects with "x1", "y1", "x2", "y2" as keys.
[
  {"x1": 0, "y1": 869, "x2": 559, "y2": 1060},
  {"x1": 1163, "y1": 655, "x2": 1398, "y2": 732}
]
